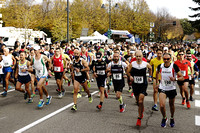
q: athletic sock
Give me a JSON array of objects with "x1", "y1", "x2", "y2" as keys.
[
  {"x1": 100, "y1": 102, "x2": 103, "y2": 106},
  {"x1": 118, "y1": 96, "x2": 123, "y2": 105}
]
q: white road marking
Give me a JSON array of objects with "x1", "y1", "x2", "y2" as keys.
[
  {"x1": 195, "y1": 100, "x2": 200, "y2": 107},
  {"x1": 195, "y1": 91, "x2": 200, "y2": 95},
  {"x1": 195, "y1": 84, "x2": 199, "y2": 88},
  {"x1": 14, "y1": 91, "x2": 99, "y2": 133},
  {"x1": 0, "y1": 89, "x2": 15, "y2": 95},
  {"x1": 195, "y1": 116, "x2": 200, "y2": 126},
  {"x1": 0, "y1": 117, "x2": 6, "y2": 120},
  {"x1": 195, "y1": 79, "x2": 199, "y2": 83}
]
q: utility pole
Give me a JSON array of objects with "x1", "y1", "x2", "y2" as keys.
[{"x1": 67, "y1": 0, "x2": 69, "y2": 43}]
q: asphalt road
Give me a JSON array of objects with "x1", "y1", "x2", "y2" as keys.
[{"x1": 0, "y1": 76, "x2": 200, "y2": 133}]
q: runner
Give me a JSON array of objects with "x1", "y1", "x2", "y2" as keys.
[
  {"x1": 1, "y1": 48, "x2": 16, "y2": 96},
  {"x1": 156, "y1": 53, "x2": 184, "y2": 127},
  {"x1": 15, "y1": 50, "x2": 33, "y2": 103},
  {"x1": 174, "y1": 50, "x2": 193, "y2": 108},
  {"x1": 70, "y1": 49, "x2": 93, "y2": 111},
  {"x1": 186, "y1": 50, "x2": 199, "y2": 101},
  {"x1": 150, "y1": 49, "x2": 164, "y2": 111},
  {"x1": 30, "y1": 45, "x2": 52, "y2": 108},
  {"x1": 93, "y1": 52, "x2": 108, "y2": 110},
  {"x1": 50, "y1": 48, "x2": 68, "y2": 98},
  {"x1": 127, "y1": 50, "x2": 152, "y2": 126},
  {"x1": 107, "y1": 52, "x2": 127, "y2": 113}
]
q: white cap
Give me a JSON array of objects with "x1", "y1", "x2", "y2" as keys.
[
  {"x1": 34, "y1": 45, "x2": 41, "y2": 51},
  {"x1": 130, "y1": 51, "x2": 135, "y2": 54},
  {"x1": 163, "y1": 47, "x2": 168, "y2": 51}
]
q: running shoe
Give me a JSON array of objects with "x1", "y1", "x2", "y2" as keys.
[
  {"x1": 87, "y1": 80, "x2": 91, "y2": 88},
  {"x1": 38, "y1": 100, "x2": 44, "y2": 108},
  {"x1": 96, "y1": 104, "x2": 102, "y2": 110},
  {"x1": 186, "y1": 101, "x2": 191, "y2": 108},
  {"x1": 65, "y1": 80, "x2": 68, "y2": 84},
  {"x1": 24, "y1": 92, "x2": 28, "y2": 100},
  {"x1": 170, "y1": 118, "x2": 175, "y2": 127},
  {"x1": 136, "y1": 118, "x2": 141, "y2": 126},
  {"x1": 51, "y1": 72, "x2": 55, "y2": 76},
  {"x1": 120, "y1": 103, "x2": 126, "y2": 113},
  {"x1": 81, "y1": 87, "x2": 84, "y2": 92},
  {"x1": 77, "y1": 93, "x2": 82, "y2": 98},
  {"x1": 131, "y1": 93, "x2": 134, "y2": 98},
  {"x1": 68, "y1": 79, "x2": 71, "y2": 86},
  {"x1": 128, "y1": 87, "x2": 132, "y2": 93},
  {"x1": 189, "y1": 96, "x2": 194, "y2": 101},
  {"x1": 182, "y1": 98, "x2": 186, "y2": 105},
  {"x1": 88, "y1": 96, "x2": 93, "y2": 103},
  {"x1": 109, "y1": 80, "x2": 112, "y2": 86},
  {"x1": 46, "y1": 81, "x2": 48, "y2": 86},
  {"x1": 152, "y1": 105, "x2": 158, "y2": 111},
  {"x1": 46, "y1": 96, "x2": 52, "y2": 105},
  {"x1": 107, "y1": 89, "x2": 110, "y2": 94},
  {"x1": 161, "y1": 118, "x2": 168, "y2": 128},
  {"x1": 91, "y1": 78, "x2": 94, "y2": 82},
  {"x1": 58, "y1": 92, "x2": 63, "y2": 98},
  {"x1": 72, "y1": 89, "x2": 74, "y2": 94},
  {"x1": 62, "y1": 90, "x2": 66, "y2": 96},
  {"x1": 56, "y1": 88, "x2": 60, "y2": 93},
  {"x1": 1, "y1": 91, "x2": 7, "y2": 97},
  {"x1": 31, "y1": 93, "x2": 36, "y2": 98},
  {"x1": 104, "y1": 90, "x2": 108, "y2": 98},
  {"x1": 8, "y1": 85, "x2": 12, "y2": 89},
  {"x1": 71, "y1": 104, "x2": 77, "y2": 111},
  {"x1": 27, "y1": 98, "x2": 33, "y2": 103}
]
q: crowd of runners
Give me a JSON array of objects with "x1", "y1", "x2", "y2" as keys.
[{"x1": 0, "y1": 39, "x2": 200, "y2": 127}]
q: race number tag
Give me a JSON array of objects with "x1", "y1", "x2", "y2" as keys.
[
  {"x1": 75, "y1": 71, "x2": 82, "y2": 76},
  {"x1": 113, "y1": 73, "x2": 122, "y2": 80},
  {"x1": 134, "y1": 76, "x2": 144, "y2": 83},
  {"x1": 4, "y1": 62, "x2": 8, "y2": 66},
  {"x1": 97, "y1": 70, "x2": 105, "y2": 75},
  {"x1": 161, "y1": 80, "x2": 173, "y2": 86},
  {"x1": 181, "y1": 71, "x2": 186, "y2": 76},
  {"x1": 189, "y1": 75, "x2": 192, "y2": 80},
  {"x1": 54, "y1": 67, "x2": 61, "y2": 72}
]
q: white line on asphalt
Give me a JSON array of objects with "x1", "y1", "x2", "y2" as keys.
[
  {"x1": 195, "y1": 90, "x2": 200, "y2": 95},
  {"x1": 195, "y1": 100, "x2": 200, "y2": 107},
  {"x1": 195, "y1": 116, "x2": 200, "y2": 126},
  {"x1": 0, "y1": 89, "x2": 15, "y2": 95},
  {"x1": 0, "y1": 117, "x2": 6, "y2": 120},
  {"x1": 195, "y1": 79, "x2": 199, "y2": 83},
  {"x1": 195, "y1": 84, "x2": 199, "y2": 88},
  {"x1": 14, "y1": 91, "x2": 99, "y2": 133}
]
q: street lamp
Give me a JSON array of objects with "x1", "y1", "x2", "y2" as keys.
[{"x1": 101, "y1": 1, "x2": 119, "y2": 39}]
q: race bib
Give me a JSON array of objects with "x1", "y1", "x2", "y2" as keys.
[
  {"x1": 113, "y1": 73, "x2": 122, "y2": 80},
  {"x1": 4, "y1": 62, "x2": 9, "y2": 66},
  {"x1": 97, "y1": 70, "x2": 105, "y2": 75},
  {"x1": 161, "y1": 80, "x2": 173, "y2": 86},
  {"x1": 75, "y1": 71, "x2": 82, "y2": 76},
  {"x1": 181, "y1": 71, "x2": 186, "y2": 76},
  {"x1": 54, "y1": 67, "x2": 61, "y2": 72},
  {"x1": 134, "y1": 76, "x2": 144, "y2": 83},
  {"x1": 189, "y1": 75, "x2": 192, "y2": 80}
]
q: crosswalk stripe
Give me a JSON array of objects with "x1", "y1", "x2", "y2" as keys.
[
  {"x1": 195, "y1": 100, "x2": 200, "y2": 107},
  {"x1": 195, "y1": 84, "x2": 199, "y2": 88},
  {"x1": 195, "y1": 116, "x2": 200, "y2": 126},
  {"x1": 195, "y1": 91, "x2": 200, "y2": 95}
]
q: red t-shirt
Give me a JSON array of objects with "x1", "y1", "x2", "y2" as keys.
[
  {"x1": 130, "y1": 57, "x2": 147, "y2": 63},
  {"x1": 53, "y1": 55, "x2": 64, "y2": 72},
  {"x1": 174, "y1": 59, "x2": 191, "y2": 79}
]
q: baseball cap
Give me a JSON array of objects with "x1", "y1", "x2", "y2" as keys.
[
  {"x1": 34, "y1": 45, "x2": 41, "y2": 51},
  {"x1": 163, "y1": 47, "x2": 168, "y2": 51},
  {"x1": 96, "y1": 52, "x2": 102, "y2": 59}
]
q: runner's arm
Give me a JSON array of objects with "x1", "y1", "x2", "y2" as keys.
[
  {"x1": 81, "y1": 59, "x2": 89, "y2": 72},
  {"x1": 26, "y1": 61, "x2": 33, "y2": 72}
]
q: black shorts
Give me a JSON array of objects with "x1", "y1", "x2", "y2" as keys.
[
  {"x1": 113, "y1": 81, "x2": 125, "y2": 92},
  {"x1": 55, "y1": 72, "x2": 64, "y2": 80},
  {"x1": 18, "y1": 75, "x2": 31, "y2": 84},
  {"x1": 132, "y1": 84, "x2": 148, "y2": 96},
  {"x1": 177, "y1": 79, "x2": 189, "y2": 86},
  {"x1": 96, "y1": 77, "x2": 106, "y2": 88},
  {"x1": 75, "y1": 76, "x2": 87, "y2": 84},
  {"x1": 158, "y1": 89, "x2": 177, "y2": 99},
  {"x1": 189, "y1": 78, "x2": 195, "y2": 85},
  {"x1": 31, "y1": 69, "x2": 36, "y2": 75}
]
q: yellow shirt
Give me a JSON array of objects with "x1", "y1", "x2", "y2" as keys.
[
  {"x1": 150, "y1": 57, "x2": 164, "y2": 79},
  {"x1": 62, "y1": 54, "x2": 70, "y2": 68}
]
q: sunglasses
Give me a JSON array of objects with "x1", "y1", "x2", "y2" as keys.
[
  {"x1": 179, "y1": 54, "x2": 184, "y2": 56},
  {"x1": 187, "y1": 56, "x2": 191, "y2": 57},
  {"x1": 163, "y1": 58, "x2": 170, "y2": 60}
]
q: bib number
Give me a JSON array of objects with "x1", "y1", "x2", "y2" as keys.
[
  {"x1": 162, "y1": 80, "x2": 173, "y2": 86},
  {"x1": 181, "y1": 71, "x2": 186, "y2": 76},
  {"x1": 4, "y1": 62, "x2": 8, "y2": 66},
  {"x1": 113, "y1": 73, "x2": 122, "y2": 80},
  {"x1": 75, "y1": 71, "x2": 82, "y2": 76},
  {"x1": 54, "y1": 67, "x2": 61, "y2": 72},
  {"x1": 134, "y1": 76, "x2": 144, "y2": 83},
  {"x1": 97, "y1": 70, "x2": 105, "y2": 75}
]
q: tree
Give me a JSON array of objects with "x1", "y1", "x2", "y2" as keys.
[
  {"x1": 189, "y1": 0, "x2": 200, "y2": 31},
  {"x1": 180, "y1": 18, "x2": 195, "y2": 35}
]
